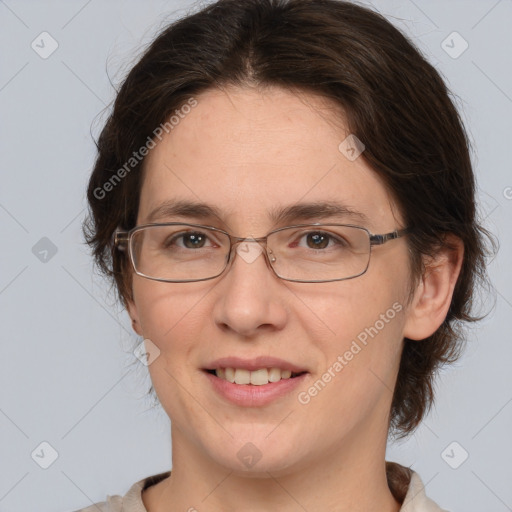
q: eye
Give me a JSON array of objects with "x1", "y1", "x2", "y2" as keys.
[
  {"x1": 304, "y1": 232, "x2": 330, "y2": 249},
  {"x1": 296, "y1": 231, "x2": 346, "y2": 250},
  {"x1": 166, "y1": 231, "x2": 215, "y2": 249}
]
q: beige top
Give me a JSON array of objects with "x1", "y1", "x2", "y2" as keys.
[{"x1": 72, "y1": 462, "x2": 448, "y2": 512}]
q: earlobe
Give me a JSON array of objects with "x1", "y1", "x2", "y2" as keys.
[
  {"x1": 127, "y1": 299, "x2": 143, "y2": 336},
  {"x1": 403, "y1": 236, "x2": 464, "y2": 341}
]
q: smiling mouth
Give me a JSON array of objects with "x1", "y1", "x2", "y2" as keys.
[{"x1": 204, "y1": 368, "x2": 308, "y2": 386}]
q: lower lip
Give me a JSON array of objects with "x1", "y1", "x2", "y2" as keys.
[{"x1": 203, "y1": 371, "x2": 308, "y2": 407}]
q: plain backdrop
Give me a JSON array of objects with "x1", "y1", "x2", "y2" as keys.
[{"x1": 0, "y1": 1, "x2": 511, "y2": 511}]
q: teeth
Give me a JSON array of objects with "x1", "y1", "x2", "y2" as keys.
[
  {"x1": 224, "y1": 367, "x2": 235, "y2": 383},
  {"x1": 268, "y1": 367, "x2": 282, "y2": 383},
  {"x1": 235, "y1": 369, "x2": 251, "y2": 385},
  {"x1": 214, "y1": 367, "x2": 295, "y2": 385}
]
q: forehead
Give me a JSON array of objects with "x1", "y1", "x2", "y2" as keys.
[{"x1": 138, "y1": 86, "x2": 400, "y2": 232}]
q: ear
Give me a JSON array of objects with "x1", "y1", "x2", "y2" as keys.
[
  {"x1": 127, "y1": 298, "x2": 143, "y2": 337},
  {"x1": 403, "y1": 235, "x2": 464, "y2": 341}
]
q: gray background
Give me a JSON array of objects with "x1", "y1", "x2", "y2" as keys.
[{"x1": 0, "y1": 0, "x2": 511, "y2": 511}]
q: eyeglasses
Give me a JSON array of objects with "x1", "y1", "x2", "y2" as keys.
[{"x1": 114, "y1": 222, "x2": 412, "y2": 283}]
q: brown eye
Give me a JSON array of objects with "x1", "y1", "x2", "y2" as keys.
[
  {"x1": 306, "y1": 232, "x2": 330, "y2": 249},
  {"x1": 181, "y1": 233, "x2": 207, "y2": 249},
  {"x1": 164, "y1": 231, "x2": 212, "y2": 250}
]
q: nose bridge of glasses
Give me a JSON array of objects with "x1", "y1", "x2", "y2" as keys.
[
  {"x1": 230, "y1": 234, "x2": 267, "y2": 246},
  {"x1": 227, "y1": 234, "x2": 278, "y2": 268}
]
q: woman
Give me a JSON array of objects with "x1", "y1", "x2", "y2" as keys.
[{"x1": 77, "y1": 0, "x2": 492, "y2": 510}]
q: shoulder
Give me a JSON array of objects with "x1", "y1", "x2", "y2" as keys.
[
  {"x1": 400, "y1": 471, "x2": 450, "y2": 512},
  {"x1": 70, "y1": 493, "x2": 126, "y2": 512},
  {"x1": 70, "y1": 496, "x2": 120, "y2": 512},
  {"x1": 387, "y1": 461, "x2": 449, "y2": 512},
  {"x1": 70, "y1": 471, "x2": 171, "y2": 512}
]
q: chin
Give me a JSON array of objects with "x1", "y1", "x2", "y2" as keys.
[{"x1": 203, "y1": 431, "x2": 311, "y2": 476}]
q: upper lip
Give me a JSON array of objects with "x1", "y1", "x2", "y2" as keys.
[{"x1": 203, "y1": 356, "x2": 309, "y2": 373}]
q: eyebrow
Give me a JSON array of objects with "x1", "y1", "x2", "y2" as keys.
[{"x1": 145, "y1": 199, "x2": 369, "y2": 225}]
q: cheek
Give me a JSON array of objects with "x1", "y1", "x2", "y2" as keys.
[
  {"x1": 133, "y1": 283, "x2": 212, "y2": 417},
  {"x1": 294, "y1": 271, "x2": 407, "y2": 406},
  {"x1": 132, "y1": 280, "x2": 214, "y2": 396},
  {"x1": 133, "y1": 279, "x2": 209, "y2": 336},
  {"x1": 297, "y1": 270, "x2": 406, "y2": 340},
  {"x1": 297, "y1": 299, "x2": 405, "y2": 435},
  {"x1": 314, "y1": 290, "x2": 405, "y2": 379}
]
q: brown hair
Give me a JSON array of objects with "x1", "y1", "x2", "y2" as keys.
[{"x1": 84, "y1": 0, "x2": 495, "y2": 437}]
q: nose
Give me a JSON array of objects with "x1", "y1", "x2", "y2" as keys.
[{"x1": 212, "y1": 239, "x2": 288, "y2": 337}]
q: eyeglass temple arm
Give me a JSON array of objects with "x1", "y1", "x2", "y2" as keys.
[
  {"x1": 114, "y1": 230, "x2": 129, "y2": 251},
  {"x1": 369, "y1": 227, "x2": 412, "y2": 246}
]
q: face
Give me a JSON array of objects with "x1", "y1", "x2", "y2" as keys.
[{"x1": 128, "y1": 86, "x2": 415, "y2": 476}]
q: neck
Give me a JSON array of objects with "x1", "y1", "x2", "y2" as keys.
[{"x1": 144, "y1": 423, "x2": 402, "y2": 512}]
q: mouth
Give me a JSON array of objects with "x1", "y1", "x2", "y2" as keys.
[
  {"x1": 203, "y1": 368, "x2": 308, "y2": 386},
  {"x1": 202, "y1": 367, "x2": 309, "y2": 407}
]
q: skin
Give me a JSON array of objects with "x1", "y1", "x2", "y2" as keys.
[{"x1": 127, "y1": 86, "x2": 463, "y2": 512}]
